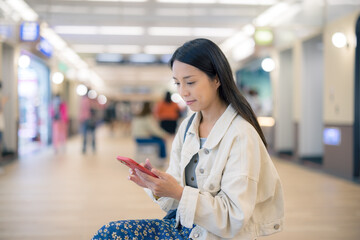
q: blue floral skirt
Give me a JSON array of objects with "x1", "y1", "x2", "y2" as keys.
[{"x1": 92, "y1": 218, "x2": 194, "y2": 240}]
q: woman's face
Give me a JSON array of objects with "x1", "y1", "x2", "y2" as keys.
[{"x1": 172, "y1": 60, "x2": 220, "y2": 112}]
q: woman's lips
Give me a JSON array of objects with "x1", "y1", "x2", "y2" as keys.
[{"x1": 186, "y1": 100, "x2": 196, "y2": 105}]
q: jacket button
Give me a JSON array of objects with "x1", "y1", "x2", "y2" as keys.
[
  {"x1": 194, "y1": 233, "x2": 199, "y2": 238},
  {"x1": 204, "y1": 149, "x2": 209, "y2": 154},
  {"x1": 274, "y1": 224, "x2": 280, "y2": 230},
  {"x1": 199, "y1": 169, "x2": 204, "y2": 174}
]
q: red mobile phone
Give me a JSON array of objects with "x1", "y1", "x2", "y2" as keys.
[{"x1": 116, "y1": 156, "x2": 158, "y2": 178}]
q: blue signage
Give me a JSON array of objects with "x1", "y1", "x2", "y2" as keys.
[
  {"x1": 20, "y1": 22, "x2": 39, "y2": 42},
  {"x1": 38, "y1": 37, "x2": 53, "y2": 58}
]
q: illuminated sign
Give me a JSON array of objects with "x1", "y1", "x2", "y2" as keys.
[
  {"x1": 20, "y1": 22, "x2": 39, "y2": 42},
  {"x1": 323, "y1": 128, "x2": 341, "y2": 146},
  {"x1": 254, "y1": 29, "x2": 273, "y2": 46},
  {"x1": 38, "y1": 37, "x2": 53, "y2": 58}
]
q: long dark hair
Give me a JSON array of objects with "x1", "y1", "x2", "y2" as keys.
[
  {"x1": 138, "y1": 102, "x2": 152, "y2": 117},
  {"x1": 169, "y1": 38, "x2": 267, "y2": 147}
]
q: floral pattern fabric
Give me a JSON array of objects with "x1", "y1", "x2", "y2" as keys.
[{"x1": 92, "y1": 218, "x2": 194, "y2": 240}]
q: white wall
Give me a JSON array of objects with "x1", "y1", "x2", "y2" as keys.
[
  {"x1": 300, "y1": 35, "x2": 324, "y2": 157},
  {"x1": 323, "y1": 11, "x2": 358, "y2": 125},
  {"x1": 1, "y1": 44, "x2": 18, "y2": 151},
  {"x1": 274, "y1": 48, "x2": 294, "y2": 152}
]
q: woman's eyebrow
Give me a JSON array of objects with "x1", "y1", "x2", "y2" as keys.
[{"x1": 173, "y1": 75, "x2": 195, "y2": 80}]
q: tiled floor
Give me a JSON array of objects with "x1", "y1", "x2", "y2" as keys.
[{"x1": 0, "y1": 125, "x2": 359, "y2": 240}]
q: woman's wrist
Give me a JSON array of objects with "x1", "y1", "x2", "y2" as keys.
[{"x1": 174, "y1": 186, "x2": 184, "y2": 201}]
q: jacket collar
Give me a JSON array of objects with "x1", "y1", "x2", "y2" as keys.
[{"x1": 187, "y1": 104, "x2": 238, "y2": 149}]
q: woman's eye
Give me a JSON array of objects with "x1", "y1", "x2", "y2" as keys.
[{"x1": 187, "y1": 82, "x2": 195, "y2": 85}]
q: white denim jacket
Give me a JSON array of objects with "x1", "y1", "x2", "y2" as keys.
[{"x1": 145, "y1": 105, "x2": 284, "y2": 240}]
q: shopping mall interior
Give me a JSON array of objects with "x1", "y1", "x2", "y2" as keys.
[{"x1": 0, "y1": 0, "x2": 360, "y2": 239}]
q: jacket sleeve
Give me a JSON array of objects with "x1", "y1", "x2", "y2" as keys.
[{"x1": 177, "y1": 129, "x2": 261, "y2": 238}]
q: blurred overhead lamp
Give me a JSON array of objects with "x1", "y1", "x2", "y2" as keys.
[
  {"x1": 243, "y1": 24, "x2": 255, "y2": 36},
  {"x1": 148, "y1": 27, "x2": 191, "y2": 36},
  {"x1": 157, "y1": 0, "x2": 216, "y2": 3},
  {"x1": 87, "y1": 0, "x2": 147, "y2": 2},
  {"x1": 332, "y1": 32, "x2": 347, "y2": 48},
  {"x1": 98, "y1": 95, "x2": 107, "y2": 105},
  {"x1": 254, "y1": 29, "x2": 273, "y2": 46},
  {"x1": 261, "y1": 58, "x2": 275, "y2": 72},
  {"x1": 144, "y1": 45, "x2": 177, "y2": 55},
  {"x1": 5, "y1": 0, "x2": 38, "y2": 21},
  {"x1": 18, "y1": 54, "x2": 31, "y2": 68},
  {"x1": 232, "y1": 38, "x2": 255, "y2": 61},
  {"x1": 253, "y1": 2, "x2": 289, "y2": 27},
  {"x1": 76, "y1": 84, "x2": 88, "y2": 96},
  {"x1": 52, "y1": 72, "x2": 64, "y2": 85},
  {"x1": 88, "y1": 89, "x2": 98, "y2": 99}
]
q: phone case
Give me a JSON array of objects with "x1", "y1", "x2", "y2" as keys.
[{"x1": 116, "y1": 156, "x2": 158, "y2": 178}]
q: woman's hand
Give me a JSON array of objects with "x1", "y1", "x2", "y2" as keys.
[
  {"x1": 129, "y1": 159, "x2": 184, "y2": 201},
  {"x1": 128, "y1": 158, "x2": 153, "y2": 188}
]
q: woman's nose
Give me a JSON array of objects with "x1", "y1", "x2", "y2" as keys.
[{"x1": 179, "y1": 84, "x2": 189, "y2": 97}]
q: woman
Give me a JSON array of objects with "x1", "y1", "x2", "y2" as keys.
[
  {"x1": 154, "y1": 91, "x2": 181, "y2": 134},
  {"x1": 93, "y1": 38, "x2": 284, "y2": 240},
  {"x1": 131, "y1": 102, "x2": 169, "y2": 163}
]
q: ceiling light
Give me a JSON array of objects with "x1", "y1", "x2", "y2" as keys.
[
  {"x1": 261, "y1": 58, "x2": 275, "y2": 72},
  {"x1": 5, "y1": 0, "x2": 38, "y2": 21},
  {"x1": 54, "y1": 26, "x2": 98, "y2": 35},
  {"x1": 18, "y1": 55, "x2": 31, "y2": 68},
  {"x1": 242, "y1": 24, "x2": 255, "y2": 36},
  {"x1": 144, "y1": 45, "x2": 177, "y2": 54},
  {"x1": 219, "y1": 0, "x2": 275, "y2": 5},
  {"x1": 52, "y1": 72, "x2": 64, "y2": 84},
  {"x1": 88, "y1": 90, "x2": 98, "y2": 99},
  {"x1": 232, "y1": 38, "x2": 255, "y2": 61},
  {"x1": 332, "y1": 32, "x2": 347, "y2": 48},
  {"x1": 99, "y1": 26, "x2": 144, "y2": 35},
  {"x1": 72, "y1": 44, "x2": 105, "y2": 53},
  {"x1": 157, "y1": 0, "x2": 216, "y2": 3},
  {"x1": 97, "y1": 95, "x2": 107, "y2": 105},
  {"x1": 86, "y1": 0, "x2": 147, "y2": 2},
  {"x1": 253, "y1": 2, "x2": 290, "y2": 27},
  {"x1": 76, "y1": 84, "x2": 88, "y2": 96},
  {"x1": 193, "y1": 28, "x2": 235, "y2": 37},
  {"x1": 220, "y1": 32, "x2": 246, "y2": 53},
  {"x1": 148, "y1": 27, "x2": 191, "y2": 36}
]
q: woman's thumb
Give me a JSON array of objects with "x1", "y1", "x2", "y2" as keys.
[{"x1": 144, "y1": 158, "x2": 153, "y2": 170}]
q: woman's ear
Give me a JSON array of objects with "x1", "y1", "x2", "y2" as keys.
[{"x1": 215, "y1": 76, "x2": 221, "y2": 88}]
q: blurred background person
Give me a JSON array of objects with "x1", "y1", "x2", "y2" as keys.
[
  {"x1": 154, "y1": 91, "x2": 181, "y2": 134},
  {"x1": 51, "y1": 94, "x2": 69, "y2": 153},
  {"x1": 131, "y1": 101, "x2": 170, "y2": 167},
  {"x1": 51, "y1": 94, "x2": 62, "y2": 153},
  {"x1": 79, "y1": 93, "x2": 97, "y2": 154},
  {"x1": 104, "y1": 100, "x2": 117, "y2": 137}
]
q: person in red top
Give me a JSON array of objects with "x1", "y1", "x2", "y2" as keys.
[{"x1": 154, "y1": 91, "x2": 181, "y2": 134}]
